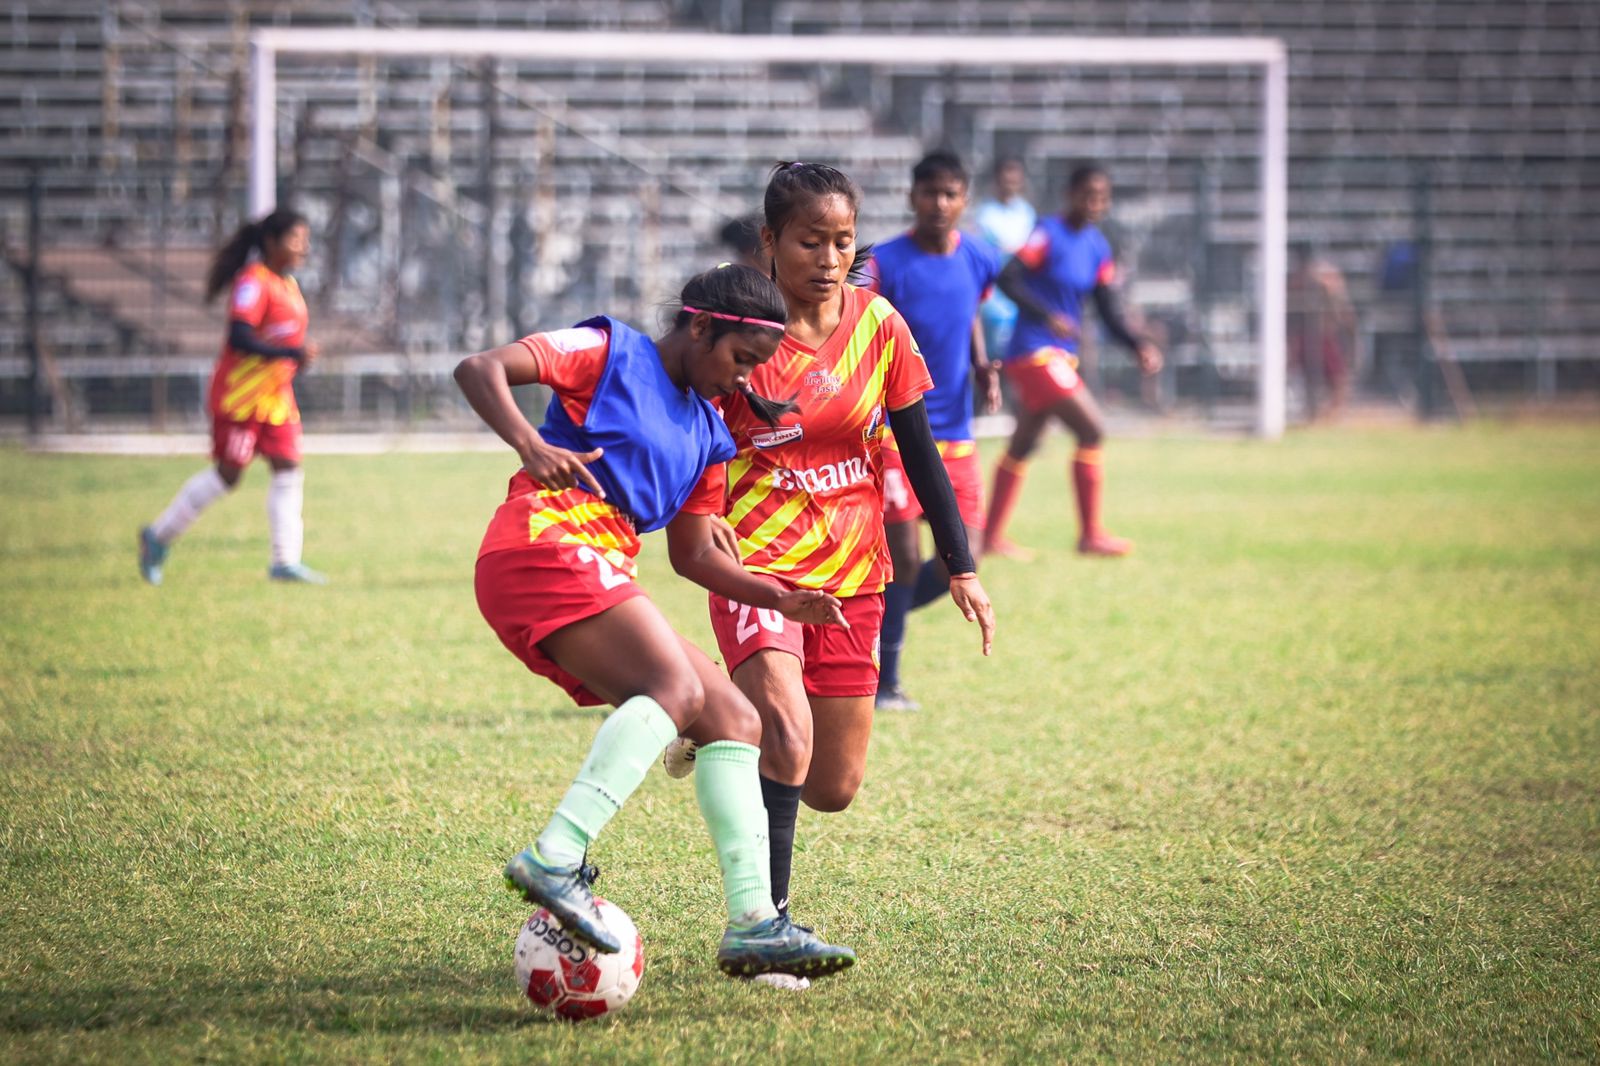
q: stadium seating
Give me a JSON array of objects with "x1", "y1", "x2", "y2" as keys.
[{"x1": 1, "y1": 0, "x2": 1595, "y2": 424}]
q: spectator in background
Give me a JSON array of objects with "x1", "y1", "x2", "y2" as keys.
[
  {"x1": 973, "y1": 157, "x2": 1037, "y2": 363},
  {"x1": 719, "y1": 215, "x2": 767, "y2": 272},
  {"x1": 1288, "y1": 241, "x2": 1357, "y2": 422}
]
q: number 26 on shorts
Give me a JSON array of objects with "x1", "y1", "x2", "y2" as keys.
[{"x1": 726, "y1": 600, "x2": 783, "y2": 644}]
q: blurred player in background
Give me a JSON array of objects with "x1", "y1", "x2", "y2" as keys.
[
  {"x1": 974, "y1": 156, "x2": 1037, "y2": 362},
  {"x1": 984, "y1": 163, "x2": 1163, "y2": 559},
  {"x1": 138, "y1": 209, "x2": 325, "y2": 586},
  {"x1": 460, "y1": 264, "x2": 856, "y2": 982},
  {"x1": 1289, "y1": 240, "x2": 1357, "y2": 422},
  {"x1": 718, "y1": 215, "x2": 768, "y2": 272},
  {"x1": 671, "y1": 163, "x2": 995, "y2": 964},
  {"x1": 865, "y1": 150, "x2": 1001, "y2": 712}
]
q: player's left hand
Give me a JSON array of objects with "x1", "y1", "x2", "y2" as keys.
[
  {"x1": 979, "y1": 363, "x2": 1003, "y2": 414},
  {"x1": 301, "y1": 340, "x2": 321, "y2": 368},
  {"x1": 1136, "y1": 341, "x2": 1163, "y2": 376},
  {"x1": 947, "y1": 573, "x2": 995, "y2": 656},
  {"x1": 708, "y1": 515, "x2": 741, "y2": 561}
]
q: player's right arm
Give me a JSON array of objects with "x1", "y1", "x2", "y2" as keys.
[
  {"x1": 453, "y1": 342, "x2": 605, "y2": 497},
  {"x1": 997, "y1": 255, "x2": 1076, "y2": 341},
  {"x1": 665, "y1": 497, "x2": 846, "y2": 627}
]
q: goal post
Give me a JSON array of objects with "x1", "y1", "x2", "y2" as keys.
[{"x1": 249, "y1": 29, "x2": 1289, "y2": 438}]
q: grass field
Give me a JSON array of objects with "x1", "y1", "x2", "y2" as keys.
[{"x1": 2, "y1": 423, "x2": 1598, "y2": 1064}]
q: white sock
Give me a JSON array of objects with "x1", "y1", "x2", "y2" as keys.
[
  {"x1": 150, "y1": 467, "x2": 230, "y2": 544},
  {"x1": 267, "y1": 467, "x2": 305, "y2": 567}
]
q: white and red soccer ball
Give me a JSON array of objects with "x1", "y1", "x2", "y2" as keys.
[{"x1": 514, "y1": 898, "x2": 644, "y2": 1021}]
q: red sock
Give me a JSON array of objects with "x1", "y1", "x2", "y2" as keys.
[
  {"x1": 985, "y1": 456, "x2": 1028, "y2": 548},
  {"x1": 1072, "y1": 448, "x2": 1104, "y2": 540}
]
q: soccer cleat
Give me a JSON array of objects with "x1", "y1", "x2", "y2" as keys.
[
  {"x1": 138, "y1": 526, "x2": 168, "y2": 586},
  {"x1": 717, "y1": 913, "x2": 856, "y2": 979},
  {"x1": 503, "y1": 848, "x2": 620, "y2": 954},
  {"x1": 749, "y1": 972, "x2": 811, "y2": 992},
  {"x1": 662, "y1": 736, "x2": 698, "y2": 779},
  {"x1": 874, "y1": 687, "x2": 920, "y2": 713},
  {"x1": 1076, "y1": 532, "x2": 1133, "y2": 557},
  {"x1": 268, "y1": 562, "x2": 329, "y2": 584}
]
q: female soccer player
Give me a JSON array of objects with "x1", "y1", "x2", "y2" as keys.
[
  {"x1": 983, "y1": 163, "x2": 1164, "y2": 559},
  {"x1": 867, "y1": 150, "x2": 1002, "y2": 712},
  {"x1": 459, "y1": 264, "x2": 854, "y2": 980},
  {"x1": 671, "y1": 163, "x2": 996, "y2": 946},
  {"x1": 138, "y1": 209, "x2": 326, "y2": 585}
]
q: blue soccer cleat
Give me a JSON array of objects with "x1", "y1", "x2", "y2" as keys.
[
  {"x1": 717, "y1": 913, "x2": 856, "y2": 979},
  {"x1": 503, "y1": 848, "x2": 620, "y2": 954},
  {"x1": 138, "y1": 526, "x2": 168, "y2": 586},
  {"x1": 268, "y1": 562, "x2": 328, "y2": 584}
]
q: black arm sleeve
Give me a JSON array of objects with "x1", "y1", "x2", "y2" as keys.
[
  {"x1": 228, "y1": 320, "x2": 305, "y2": 362},
  {"x1": 1092, "y1": 283, "x2": 1143, "y2": 354},
  {"x1": 886, "y1": 399, "x2": 976, "y2": 576},
  {"x1": 997, "y1": 257, "x2": 1053, "y2": 324}
]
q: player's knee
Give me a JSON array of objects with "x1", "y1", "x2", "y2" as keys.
[
  {"x1": 216, "y1": 464, "x2": 243, "y2": 488},
  {"x1": 760, "y1": 719, "x2": 812, "y2": 779},
  {"x1": 646, "y1": 671, "x2": 706, "y2": 726},
  {"x1": 802, "y1": 775, "x2": 861, "y2": 813},
  {"x1": 1074, "y1": 421, "x2": 1104, "y2": 449}
]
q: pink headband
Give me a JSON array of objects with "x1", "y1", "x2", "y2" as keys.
[{"x1": 683, "y1": 306, "x2": 785, "y2": 331}]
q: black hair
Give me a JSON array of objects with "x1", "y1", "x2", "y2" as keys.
[
  {"x1": 912, "y1": 149, "x2": 968, "y2": 188},
  {"x1": 669, "y1": 264, "x2": 798, "y2": 426},
  {"x1": 1068, "y1": 162, "x2": 1109, "y2": 192},
  {"x1": 762, "y1": 160, "x2": 873, "y2": 284},
  {"x1": 205, "y1": 209, "x2": 308, "y2": 303},
  {"x1": 718, "y1": 215, "x2": 763, "y2": 258},
  {"x1": 994, "y1": 155, "x2": 1026, "y2": 175}
]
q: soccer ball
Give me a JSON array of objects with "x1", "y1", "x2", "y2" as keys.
[{"x1": 513, "y1": 899, "x2": 644, "y2": 1021}]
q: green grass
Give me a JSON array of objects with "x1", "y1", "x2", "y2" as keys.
[{"x1": 2, "y1": 423, "x2": 1598, "y2": 1064}]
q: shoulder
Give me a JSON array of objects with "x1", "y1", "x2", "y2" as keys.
[{"x1": 961, "y1": 233, "x2": 1000, "y2": 271}]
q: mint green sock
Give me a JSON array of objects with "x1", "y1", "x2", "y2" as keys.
[
  {"x1": 534, "y1": 695, "x2": 679, "y2": 868},
  {"x1": 694, "y1": 740, "x2": 780, "y2": 928}
]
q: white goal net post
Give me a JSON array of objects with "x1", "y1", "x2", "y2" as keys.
[{"x1": 248, "y1": 29, "x2": 1288, "y2": 438}]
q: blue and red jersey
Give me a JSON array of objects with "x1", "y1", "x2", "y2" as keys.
[
  {"x1": 1005, "y1": 216, "x2": 1116, "y2": 360},
  {"x1": 478, "y1": 318, "x2": 736, "y2": 572},
  {"x1": 866, "y1": 232, "x2": 999, "y2": 442}
]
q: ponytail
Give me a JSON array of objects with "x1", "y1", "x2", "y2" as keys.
[{"x1": 205, "y1": 208, "x2": 308, "y2": 303}]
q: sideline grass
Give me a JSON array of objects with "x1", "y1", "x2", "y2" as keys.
[{"x1": 2, "y1": 423, "x2": 1597, "y2": 1063}]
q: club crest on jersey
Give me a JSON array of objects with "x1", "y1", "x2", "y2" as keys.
[
  {"x1": 862, "y1": 404, "x2": 885, "y2": 441},
  {"x1": 750, "y1": 425, "x2": 804, "y2": 450},
  {"x1": 805, "y1": 370, "x2": 842, "y2": 399}
]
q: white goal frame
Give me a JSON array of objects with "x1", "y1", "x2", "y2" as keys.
[{"x1": 249, "y1": 29, "x2": 1288, "y2": 438}]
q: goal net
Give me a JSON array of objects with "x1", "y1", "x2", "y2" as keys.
[{"x1": 248, "y1": 28, "x2": 1287, "y2": 435}]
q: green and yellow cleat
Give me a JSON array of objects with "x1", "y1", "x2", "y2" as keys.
[
  {"x1": 717, "y1": 914, "x2": 856, "y2": 980},
  {"x1": 503, "y1": 848, "x2": 619, "y2": 954}
]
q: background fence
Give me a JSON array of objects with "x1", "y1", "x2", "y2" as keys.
[{"x1": 2, "y1": 0, "x2": 1596, "y2": 434}]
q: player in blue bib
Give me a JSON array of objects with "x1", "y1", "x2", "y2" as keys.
[
  {"x1": 866, "y1": 151, "x2": 1001, "y2": 711},
  {"x1": 456, "y1": 265, "x2": 856, "y2": 982},
  {"x1": 985, "y1": 163, "x2": 1164, "y2": 559}
]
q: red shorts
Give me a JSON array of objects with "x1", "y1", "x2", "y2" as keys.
[
  {"x1": 211, "y1": 416, "x2": 302, "y2": 466},
  {"x1": 475, "y1": 541, "x2": 648, "y2": 707},
  {"x1": 708, "y1": 575, "x2": 885, "y2": 699},
  {"x1": 1003, "y1": 348, "x2": 1082, "y2": 414},
  {"x1": 881, "y1": 439, "x2": 984, "y2": 529}
]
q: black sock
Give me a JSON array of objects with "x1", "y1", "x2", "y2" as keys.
[
  {"x1": 760, "y1": 774, "x2": 803, "y2": 916},
  {"x1": 910, "y1": 557, "x2": 951, "y2": 609}
]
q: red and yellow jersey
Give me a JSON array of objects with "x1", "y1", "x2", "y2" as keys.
[
  {"x1": 477, "y1": 326, "x2": 640, "y2": 573},
  {"x1": 683, "y1": 284, "x2": 932, "y2": 597},
  {"x1": 206, "y1": 262, "x2": 308, "y2": 425}
]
